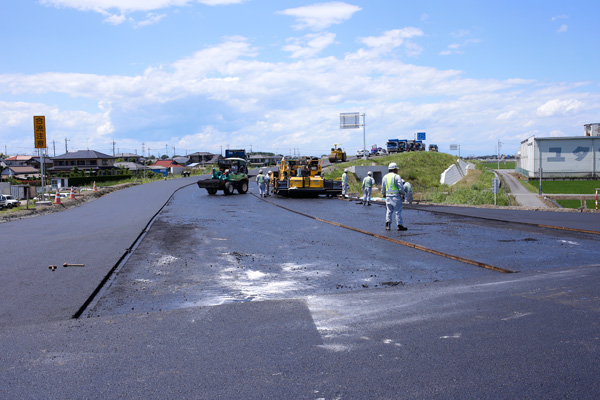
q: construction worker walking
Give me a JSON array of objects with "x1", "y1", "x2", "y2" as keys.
[
  {"x1": 361, "y1": 171, "x2": 375, "y2": 206},
  {"x1": 403, "y1": 180, "x2": 413, "y2": 204},
  {"x1": 256, "y1": 169, "x2": 266, "y2": 197},
  {"x1": 341, "y1": 168, "x2": 349, "y2": 197},
  {"x1": 265, "y1": 170, "x2": 272, "y2": 197},
  {"x1": 382, "y1": 162, "x2": 407, "y2": 231}
]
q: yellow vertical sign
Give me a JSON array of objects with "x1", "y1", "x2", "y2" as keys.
[{"x1": 34, "y1": 116, "x2": 46, "y2": 149}]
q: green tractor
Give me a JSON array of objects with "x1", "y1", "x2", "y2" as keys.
[{"x1": 196, "y1": 156, "x2": 249, "y2": 195}]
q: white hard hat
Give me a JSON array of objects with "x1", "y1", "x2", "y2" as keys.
[
  {"x1": 259, "y1": 169, "x2": 263, "y2": 173},
  {"x1": 267, "y1": 170, "x2": 271, "y2": 174},
  {"x1": 388, "y1": 162, "x2": 398, "y2": 170},
  {"x1": 367, "y1": 171, "x2": 372, "y2": 176},
  {"x1": 344, "y1": 168, "x2": 348, "y2": 172}
]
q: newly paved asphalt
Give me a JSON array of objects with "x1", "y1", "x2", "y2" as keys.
[{"x1": 1, "y1": 178, "x2": 599, "y2": 399}]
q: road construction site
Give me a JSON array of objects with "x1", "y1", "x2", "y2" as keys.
[{"x1": 1, "y1": 176, "x2": 600, "y2": 399}]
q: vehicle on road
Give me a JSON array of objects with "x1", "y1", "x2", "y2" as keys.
[
  {"x1": 196, "y1": 153, "x2": 249, "y2": 195},
  {"x1": 328, "y1": 144, "x2": 347, "y2": 163},
  {"x1": 356, "y1": 149, "x2": 369, "y2": 158},
  {"x1": 272, "y1": 156, "x2": 342, "y2": 197},
  {"x1": 429, "y1": 144, "x2": 439, "y2": 152}
]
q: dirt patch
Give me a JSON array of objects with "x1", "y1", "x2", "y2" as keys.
[{"x1": 0, "y1": 183, "x2": 138, "y2": 224}]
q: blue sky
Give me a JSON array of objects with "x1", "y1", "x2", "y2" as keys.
[{"x1": 1, "y1": 0, "x2": 599, "y2": 158}]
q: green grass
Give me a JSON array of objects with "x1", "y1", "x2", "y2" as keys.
[
  {"x1": 556, "y1": 199, "x2": 598, "y2": 209},
  {"x1": 534, "y1": 180, "x2": 600, "y2": 194},
  {"x1": 480, "y1": 161, "x2": 516, "y2": 169},
  {"x1": 325, "y1": 152, "x2": 510, "y2": 206}
]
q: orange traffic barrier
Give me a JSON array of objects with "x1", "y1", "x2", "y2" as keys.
[
  {"x1": 69, "y1": 186, "x2": 76, "y2": 199},
  {"x1": 53, "y1": 191, "x2": 61, "y2": 205},
  {"x1": 93, "y1": 181, "x2": 98, "y2": 192}
]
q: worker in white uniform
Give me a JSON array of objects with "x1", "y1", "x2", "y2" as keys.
[
  {"x1": 256, "y1": 169, "x2": 266, "y2": 197},
  {"x1": 265, "y1": 170, "x2": 272, "y2": 197},
  {"x1": 403, "y1": 180, "x2": 413, "y2": 204},
  {"x1": 381, "y1": 162, "x2": 407, "y2": 231},
  {"x1": 361, "y1": 171, "x2": 375, "y2": 206},
  {"x1": 341, "y1": 168, "x2": 349, "y2": 197}
]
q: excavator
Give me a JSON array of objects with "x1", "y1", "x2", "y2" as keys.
[
  {"x1": 328, "y1": 144, "x2": 347, "y2": 163},
  {"x1": 271, "y1": 156, "x2": 342, "y2": 197}
]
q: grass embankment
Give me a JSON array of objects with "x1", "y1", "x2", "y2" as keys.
[
  {"x1": 480, "y1": 161, "x2": 516, "y2": 169},
  {"x1": 325, "y1": 152, "x2": 510, "y2": 206}
]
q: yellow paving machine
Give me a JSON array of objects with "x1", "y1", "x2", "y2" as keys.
[{"x1": 271, "y1": 156, "x2": 342, "y2": 197}]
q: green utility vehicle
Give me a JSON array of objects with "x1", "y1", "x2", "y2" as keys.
[{"x1": 196, "y1": 156, "x2": 249, "y2": 195}]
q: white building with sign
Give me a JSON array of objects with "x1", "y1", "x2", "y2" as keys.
[{"x1": 516, "y1": 124, "x2": 600, "y2": 178}]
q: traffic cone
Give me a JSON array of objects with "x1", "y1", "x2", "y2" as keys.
[
  {"x1": 53, "y1": 190, "x2": 61, "y2": 205},
  {"x1": 69, "y1": 186, "x2": 76, "y2": 199},
  {"x1": 93, "y1": 181, "x2": 98, "y2": 192}
]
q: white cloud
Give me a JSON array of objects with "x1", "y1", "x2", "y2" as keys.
[
  {"x1": 1, "y1": 35, "x2": 599, "y2": 156},
  {"x1": 557, "y1": 24, "x2": 568, "y2": 33},
  {"x1": 283, "y1": 33, "x2": 336, "y2": 58},
  {"x1": 440, "y1": 38, "x2": 481, "y2": 56},
  {"x1": 103, "y1": 14, "x2": 127, "y2": 25},
  {"x1": 133, "y1": 13, "x2": 167, "y2": 28},
  {"x1": 536, "y1": 99, "x2": 582, "y2": 116},
  {"x1": 40, "y1": 0, "x2": 244, "y2": 13},
  {"x1": 277, "y1": 2, "x2": 361, "y2": 31}
]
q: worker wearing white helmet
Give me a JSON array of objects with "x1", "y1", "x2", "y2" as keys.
[
  {"x1": 361, "y1": 171, "x2": 375, "y2": 206},
  {"x1": 382, "y1": 162, "x2": 407, "y2": 231},
  {"x1": 341, "y1": 168, "x2": 349, "y2": 197},
  {"x1": 403, "y1": 180, "x2": 413, "y2": 204},
  {"x1": 265, "y1": 170, "x2": 272, "y2": 197},
  {"x1": 256, "y1": 169, "x2": 266, "y2": 197}
]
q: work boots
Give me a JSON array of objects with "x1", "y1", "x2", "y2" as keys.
[
  {"x1": 398, "y1": 225, "x2": 408, "y2": 231},
  {"x1": 385, "y1": 222, "x2": 391, "y2": 231}
]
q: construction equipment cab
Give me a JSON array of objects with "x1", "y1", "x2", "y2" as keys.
[
  {"x1": 328, "y1": 144, "x2": 347, "y2": 163},
  {"x1": 196, "y1": 155, "x2": 249, "y2": 195},
  {"x1": 272, "y1": 156, "x2": 341, "y2": 197}
]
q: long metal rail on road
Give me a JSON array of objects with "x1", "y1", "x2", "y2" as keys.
[{"x1": 253, "y1": 194, "x2": 516, "y2": 274}]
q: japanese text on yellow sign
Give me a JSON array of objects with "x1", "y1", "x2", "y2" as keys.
[{"x1": 34, "y1": 116, "x2": 46, "y2": 149}]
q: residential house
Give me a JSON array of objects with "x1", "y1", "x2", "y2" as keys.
[
  {"x1": 248, "y1": 154, "x2": 281, "y2": 166},
  {"x1": 50, "y1": 150, "x2": 117, "y2": 175},
  {"x1": 115, "y1": 161, "x2": 150, "y2": 172},
  {"x1": 1, "y1": 166, "x2": 41, "y2": 180},
  {"x1": 115, "y1": 152, "x2": 144, "y2": 163},
  {"x1": 188, "y1": 152, "x2": 221, "y2": 165},
  {"x1": 149, "y1": 159, "x2": 186, "y2": 175}
]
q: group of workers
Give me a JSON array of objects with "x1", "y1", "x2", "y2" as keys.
[
  {"x1": 341, "y1": 163, "x2": 413, "y2": 231},
  {"x1": 256, "y1": 163, "x2": 412, "y2": 232},
  {"x1": 255, "y1": 169, "x2": 272, "y2": 198}
]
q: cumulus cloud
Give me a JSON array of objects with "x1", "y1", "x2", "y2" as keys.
[
  {"x1": 277, "y1": 2, "x2": 361, "y2": 31},
  {"x1": 536, "y1": 99, "x2": 582, "y2": 116},
  {"x1": 1, "y1": 35, "x2": 599, "y2": 156},
  {"x1": 282, "y1": 32, "x2": 336, "y2": 58}
]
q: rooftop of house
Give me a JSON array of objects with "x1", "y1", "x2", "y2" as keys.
[{"x1": 52, "y1": 150, "x2": 116, "y2": 160}]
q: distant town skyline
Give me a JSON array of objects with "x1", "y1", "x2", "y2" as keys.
[{"x1": 1, "y1": 0, "x2": 599, "y2": 157}]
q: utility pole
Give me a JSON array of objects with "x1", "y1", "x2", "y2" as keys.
[
  {"x1": 112, "y1": 140, "x2": 116, "y2": 156},
  {"x1": 52, "y1": 140, "x2": 56, "y2": 156},
  {"x1": 64, "y1": 138, "x2": 70, "y2": 153}
]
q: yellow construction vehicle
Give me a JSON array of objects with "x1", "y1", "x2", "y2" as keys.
[
  {"x1": 271, "y1": 156, "x2": 342, "y2": 197},
  {"x1": 328, "y1": 144, "x2": 347, "y2": 163}
]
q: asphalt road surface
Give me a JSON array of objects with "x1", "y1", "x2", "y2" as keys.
[{"x1": 2, "y1": 179, "x2": 600, "y2": 399}]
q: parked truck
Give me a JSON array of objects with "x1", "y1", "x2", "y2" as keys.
[{"x1": 386, "y1": 139, "x2": 407, "y2": 153}]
